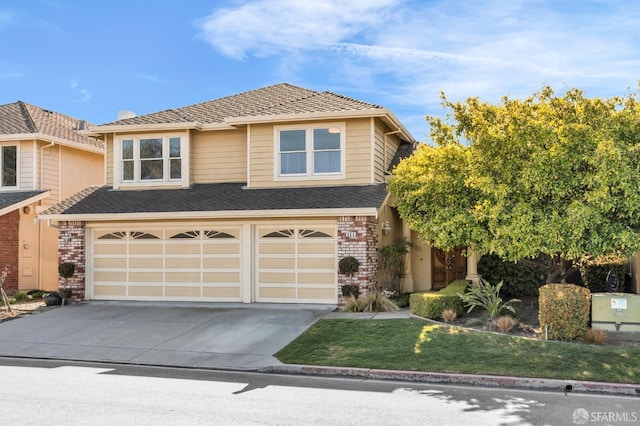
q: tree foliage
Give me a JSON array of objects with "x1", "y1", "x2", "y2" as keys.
[{"x1": 390, "y1": 86, "x2": 640, "y2": 264}]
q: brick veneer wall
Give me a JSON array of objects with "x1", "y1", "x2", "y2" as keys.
[
  {"x1": 58, "y1": 221, "x2": 86, "y2": 302},
  {"x1": 337, "y1": 215, "x2": 378, "y2": 304},
  {"x1": 0, "y1": 210, "x2": 19, "y2": 294}
]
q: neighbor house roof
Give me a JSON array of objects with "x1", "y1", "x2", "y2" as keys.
[
  {"x1": 0, "y1": 190, "x2": 50, "y2": 216},
  {"x1": 92, "y1": 83, "x2": 415, "y2": 142},
  {"x1": 0, "y1": 101, "x2": 103, "y2": 151},
  {"x1": 39, "y1": 183, "x2": 388, "y2": 220}
]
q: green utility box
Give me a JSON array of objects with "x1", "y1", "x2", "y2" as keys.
[{"x1": 591, "y1": 293, "x2": 640, "y2": 332}]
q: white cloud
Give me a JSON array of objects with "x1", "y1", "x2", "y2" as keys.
[
  {"x1": 78, "y1": 89, "x2": 91, "y2": 102},
  {"x1": 69, "y1": 79, "x2": 90, "y2": 102},
  {"x1": 196, "y1": 0, "x2": 400, "y2": 59}
]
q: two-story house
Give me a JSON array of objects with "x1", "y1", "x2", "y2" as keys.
[
  {"x1": 38, "y1": 83, "x2": 476, "y2": 304},
  {"x1": 0, "y1": 101, "x2": 104, "y2": 294}
]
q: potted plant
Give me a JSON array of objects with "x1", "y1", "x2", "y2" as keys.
[
  {"x1": 43, "y1": 292, "x2": 62, "y2": 306},
  {"x1": 338, "y1": 256, "x2": 360, "y2": 298},
  {"x1": 58, "y1": 262, "x2": 75, "y2": 305}
]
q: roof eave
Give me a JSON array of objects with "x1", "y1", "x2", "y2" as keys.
[
  {"x1": 0, "y1": 133, "x2": 104, "y2": 154},
  {"x1": 38, "y1": 207, "x2": 380, "y2": 222},
  {"x1": 0, "y1": 191, "x2": 51, "y2": 217},
  {"x1": 87, "y1": 122, "x2": 203, "y2": 134},
  {"x1": 224, "y1": 109, "x2": 386, "y2": 126}
]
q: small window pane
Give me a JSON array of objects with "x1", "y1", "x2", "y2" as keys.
[
  {"x1": 122, "y1": 161, "x2": 134, "y2": 181},
  {"x1": 281, "y1": 152, "x2": 306, "y2": 174},
  {"x1": 122, "y1": 140, "x2": 133, "y2": 159},
  {"x1": 170, "y1": 159, "x2": 181, "y2": 179},
  {"x1": 314, "y1": 151, "x2": 341, "y2": 173},
  {"x1": 141, "y1": 159, "x2": 163, "y2": 180},
  {"x1": 313, "y1": 128, "x2": 340, "y2": 150},
  {"x1": 280, "y1": 130, "x2": 306, "y2": 151},
  {"x1": 140, "y1": 139, "x2": 162, "y2": 159},
  {"x1": 2, "y1": 146, "x2": 17, "y2": 186},
  {"x1": 169, "y1": 137, "x2": 181, "y2": 158}
]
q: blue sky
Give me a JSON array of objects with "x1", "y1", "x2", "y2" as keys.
[{"x1": 1, "y1": 0, "x2": 638, "y2": 141}]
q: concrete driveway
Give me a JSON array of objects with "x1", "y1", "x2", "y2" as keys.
[{"x1": 0, "y1": 301, "x2": 335, "y2": 370}]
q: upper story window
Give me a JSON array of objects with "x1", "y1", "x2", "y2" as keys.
[
  {"x1": 276, "y1": 123, "x2": 344, "y2": 179},
  {"x1": 115, "y1": 134, "x2": 188, "y2": 188},
  {"x1": 0, "y1": 145, "x2": 17, "y2": 188}
]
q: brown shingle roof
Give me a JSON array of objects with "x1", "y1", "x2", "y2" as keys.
[
  {"x1": 99, "y1": 83, "x2": 383, "y2": 126},
  {"x1": 0, "y1": 101, "x2": 103, "y2": 149}
]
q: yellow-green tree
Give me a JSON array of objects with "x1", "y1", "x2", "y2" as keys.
[{"x1": 390, "y1": 87, "x2": 640, "y2": 282}]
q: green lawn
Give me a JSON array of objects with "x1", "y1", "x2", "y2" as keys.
[{"x1": 275, "y1": 319, "x2": 640, "y2": 384}]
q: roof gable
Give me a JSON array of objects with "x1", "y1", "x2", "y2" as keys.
[{"x1": 0, "y1": 101, "x2": 103, "y2": 150}]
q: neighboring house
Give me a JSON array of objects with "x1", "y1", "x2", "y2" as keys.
[
  {"x1": 38, "y1": 83, "x2": 478, "y2": 304},
  {"x1": 0, "y1": 101, "x2": 104, "y2": 294}
]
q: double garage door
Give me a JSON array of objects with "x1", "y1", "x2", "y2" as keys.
[{"x1": 89, "y1": 223, "x2": 337, "y2": 304}]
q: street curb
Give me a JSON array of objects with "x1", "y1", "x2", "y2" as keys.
[{"x1": 262, "y1": 365, "x2": 640, "y2": 396}]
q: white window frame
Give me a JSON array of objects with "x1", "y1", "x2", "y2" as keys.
[
  {"x1": 0, "y1": 143, "x2": 19, "y2": 189},
  {"x1": 113, "y1": 133, "x2": 190, "y2": 189},
  {"x1": 274, "y1": 122, "x2": 345, "y2": 180}
]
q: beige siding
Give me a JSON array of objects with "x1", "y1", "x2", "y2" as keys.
[
  {"x1": 249, "y1": 119, "x2": 372, "y2": 188},
  {"x1": 106, "y1": 134, "x2": 114, "y2": 186},
  {"x1": 373, "y1": 121, "x2": 403, "y2": 182},
  {"x1": 18, "y1": 140, "x2": 36, "y2": 190},
  {"x1": 193, "y1": 129, "x2": 247, "y2": 183},
  {"x1": 40, "y1": 143, "x2": 59, "y2": 207},
  {"x1": 59, "y1": 145, "x2": 104, "y2": 198}
]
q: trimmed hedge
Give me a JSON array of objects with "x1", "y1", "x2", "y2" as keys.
[
  {"x1": 538, "y1": 284, "x2": 590, "y2": 341},
  {"x1": 477, "y1": 254, "x2": 547, "y2": 297},
  {"x1": 578, "y1": 255, "x2": 628, "y2": 293},
  {"x1": 410, "y1": 279, "x2": 469, "y2": 319}
]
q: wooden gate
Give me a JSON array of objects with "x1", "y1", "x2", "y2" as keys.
[{"x1": 432, "y1": 247, "x2": 467, "y2": 290}]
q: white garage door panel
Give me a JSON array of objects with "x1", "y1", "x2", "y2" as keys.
[
  {"x1": 256, "y1": 225, "x2": 337, "y2": 303},
  {"x1": 90, "y1": 226, "x2": 242, "y2": 301}
]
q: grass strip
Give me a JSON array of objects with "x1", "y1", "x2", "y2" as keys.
[{"x1": 276, "y1": 319, "x2": 640, "y2": 384}]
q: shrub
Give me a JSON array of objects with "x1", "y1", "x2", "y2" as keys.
[
  {"x1": 358, "y1": 292, "x2": 399, "y2": 312},
  {"x1": 478, "y1": 254, "x2": 547, "y2": 297},
  {"x1": 583, "y1": 328, "x2": 607, "y2": 345},
  {"x1": 341, "y1": 284, "x2": 360, "y2": 298},
  {"x1": 58, "y1": 262, "x2": 75, "y2": 278},
  {"x1": 458, "y1": 278, "x2": 521, "y2": 319},
  {"x1": 342, "y1": 292, "x2": 399, "y2": 312},
  {"x1": 410, "y1": 280, "x2": 468, "y2": 319},
  {"x1": 12, "y1": 291, "x2": 28, "y2": 301},
  {"x1": 493, "y1": 315, "x2": 517, "y2": 332},
  {"x1": 338, "y1": 256, "x2": 359, "y2": 275},
  {"x1": 389, "y1": 293, "x2": 410, "y2": 308},
  {"x1": 538, "y1": 284, "x2": 590, "y2": 341},
  {"x1": 441, "y1": 309, "x2": 457, "y2": 323},
  {"x1": 578, "y1": 255, "x2": 628, "y2": 293}
]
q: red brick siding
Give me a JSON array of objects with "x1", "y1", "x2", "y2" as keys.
[
  {"x1": 58, "y1": 221, "x2": 86, "y2": 302},
  {"x1": 0, "y1": 210, "x2": 19, "y2": 294},
  {"x1": 337, "y1": 216, "x2": 378, "y2": 305}
]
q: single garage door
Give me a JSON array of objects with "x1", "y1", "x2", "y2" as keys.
[
  {"x1": 255, "y1": 225, "x2": 337, "y2": 303},
  {"x1": 89, "y1": 225, "x2": 242, "y2": 301}
]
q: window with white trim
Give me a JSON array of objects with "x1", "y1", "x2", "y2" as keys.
[
  {"x1": 276, "y1": 124, "x2": 344, "y2": 177},
  {"x1": 0, "y1": 145, "x2": 17, "y2": 188},
  {"x1": 119, "y1": 136, "x2": 183, "y2": 184}
]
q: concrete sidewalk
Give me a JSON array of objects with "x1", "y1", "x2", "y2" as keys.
[{"x1": 0, "y1": 301, "x2": 334, "y2": 370}]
